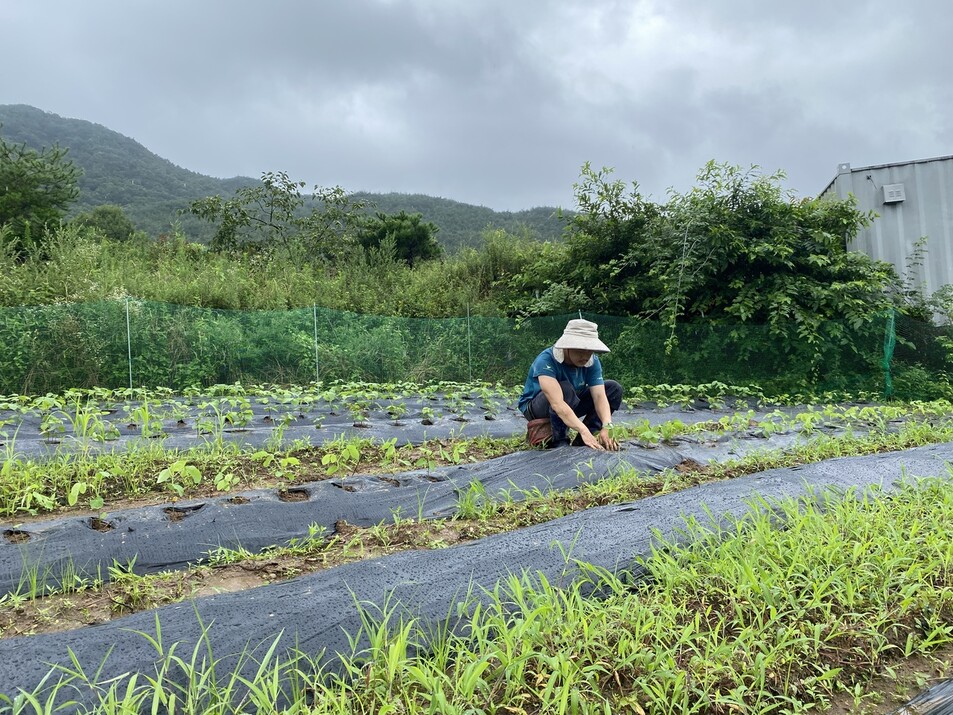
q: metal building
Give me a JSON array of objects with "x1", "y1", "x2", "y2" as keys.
[{"x1": 820, "y1": 155, "x2": 953, "y2": 296}]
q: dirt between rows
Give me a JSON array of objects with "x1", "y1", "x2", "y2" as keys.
[{"x1": 0, "y1": 518, "x2": 476, "y2": 638}]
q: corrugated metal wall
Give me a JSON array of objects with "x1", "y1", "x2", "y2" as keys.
[{"x1": 822, "y1": 156, "x2": 953, "y2": 295}]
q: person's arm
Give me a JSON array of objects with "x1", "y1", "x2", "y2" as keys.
[
  {"x1": 538, "y1": 375, "x2": 605, "y2": 450},
  {"x1": 589, "y1": 384, "x2": 618, "y2": 451}
]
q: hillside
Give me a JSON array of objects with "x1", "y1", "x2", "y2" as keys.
[{"x1": 0, "y1": 104, "x2": 565, "y2": 250}]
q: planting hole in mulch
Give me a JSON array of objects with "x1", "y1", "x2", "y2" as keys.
[
  {"x1": 331, "y1": 482, "x2": 357, "y2": 493},
  {"x1": 3, "y1": 529, "x2": 29, "y2": 544},
  {"x1": 674, "y1": 458, "x2": 705, "y2": 473},
  {"x1": 88, "y1": 517, "x2": 114, "y2": 532},
  {"x1": 164, "y1": 504, "x2": 206, "y2": 521},
  {"x1": 278, "y1": 488, "x2": 309, "y2": 502},
  {"x1": 227, "y1": 496, "x2": 250, "y2": 505},
  {"x1": 378, "y1": 477, "x2": 401, "y2": 487}
]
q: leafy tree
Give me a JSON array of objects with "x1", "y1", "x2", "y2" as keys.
[
  {"x1": 553, "y1": 162, "x2": 660, "y2": 312},
  {"x1": 651, "y1": 163, "x2": 896, "y2": 341},
  {"x1": 188, "y1": 171, "x2": 306, "y2": 255},
  {"x1": 356, "y1": 210, "x2": 443, "y2": 267},
  {"x1": 0, "y1": 132, "x2": 81, "y2": 258},
  {"x1": 496, "y1": 161, "x2": 905, "y2": 386},
  {"x1": 555, "y1": 162, "x2": 899, "y2": 332},
  {"x1": 352, "y1": 191, "x2": 564, "y2": 252},
  {"x1": 301, "y1": 185, "x2": 370, "y2": 264},
  {"x1": 188, "y1": 172, "x2": 367, "y2": 263},
  {"x1": 72, "y1": 204, "x2": 137, "y2": 242}
]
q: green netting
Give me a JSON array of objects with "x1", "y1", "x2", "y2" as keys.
[
  {"x1": 888, "y1": 311, "x2": 953, "y2": 400},
  {"x1": 882, "y1": 309, "x2": 896, "y2": 398},
  {"x1": 0, "y1": 300, "x2": 943, "y2": 397}
]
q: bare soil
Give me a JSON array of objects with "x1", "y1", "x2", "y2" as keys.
[
  {"x1": 822, "y1": 645, "x2": 953, "y2": 713},
  {"x1": 0, "y1": 517, "x2": 476, "y2": 638}
]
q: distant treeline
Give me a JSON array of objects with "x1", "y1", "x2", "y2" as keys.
[{"x1": 0, "y1": 104, "x2": 565, "y2": 250}]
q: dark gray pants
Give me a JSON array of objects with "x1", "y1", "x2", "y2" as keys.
[{"x1": 522, "y1": 380, "x2": 623, "y2": 442}]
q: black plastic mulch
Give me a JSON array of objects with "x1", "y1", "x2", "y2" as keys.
[{"x1": 2, "y1": 441, "x2": 953, "y2": 706}]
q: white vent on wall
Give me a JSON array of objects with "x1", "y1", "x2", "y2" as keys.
[{"x1": 882, "y1": 183, "x2": 906, "y2": 203}]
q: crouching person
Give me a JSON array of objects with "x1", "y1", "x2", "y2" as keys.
[{"x1": 518, "y1": 319, "x2": 622, "y2": 450}]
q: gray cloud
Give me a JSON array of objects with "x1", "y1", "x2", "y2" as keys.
[{"x1": 2, "y1": 0, "x2": 951, "y2": 210}]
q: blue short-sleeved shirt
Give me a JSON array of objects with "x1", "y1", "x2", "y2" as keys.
[{"x1": 517, "y1": 347, "x2": 605, "y2": 414}]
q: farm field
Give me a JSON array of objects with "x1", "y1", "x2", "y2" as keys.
[{"x1": 1, "y1": 381, "x2": 953, "y2": 713}]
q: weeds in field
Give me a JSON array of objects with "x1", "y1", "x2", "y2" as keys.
[
  {"x1": 0, "y1": 427, "x2": 519, "y2": 516},
  {"x1": 11, "y1": 416, "x2": 952, "y2": 624},
  {"x1": 126, "y1": 399, "x2": 166, "y2": 440},
  {"x1": 250, "y1": 451, "x2": 300, "y2": 481},
  {"x1": 156, "y1": 460, "x2": 203, "y2": 496},
  {"x1": 7, "y1": 477, "x2": 953, "y2": 713},
  {"x1": 320, "y1": 436, "x2": 367, "y2": 476},
  {"x1": 454, "y1": 480, "x2": 495, "y2": 520}
]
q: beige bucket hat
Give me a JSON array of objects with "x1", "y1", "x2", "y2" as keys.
[{"x1": 553, "y1": 319, "x2": 610, "y2": 353}]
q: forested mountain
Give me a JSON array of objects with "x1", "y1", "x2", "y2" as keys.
[
  {"x1": 0, "y1": 104, "x2": 565, "y2": 249},
  {"x1": 351, "y1": 192, "x2": 564, "y2": 251}
]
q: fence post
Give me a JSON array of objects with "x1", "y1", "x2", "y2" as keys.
[
  {"x1": 882, "y1": 308, "x2": 896, "y2": 398},
  {"x1": 125, "y1": 297, "x2": 133, "y2": 390},
  {"x1": 466, "y1": 302, "x2": 473, "y2": 382},
  {"x1": 312, "y1": 304, "x2": 320, "y2": 385}
]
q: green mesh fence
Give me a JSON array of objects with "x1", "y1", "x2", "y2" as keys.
[
  {"x1": 888, "y1": 311, "x2": 953, "y2": 400},
  {"x1": 0, "y1": 300, "x2": 943, "y2": 397}
]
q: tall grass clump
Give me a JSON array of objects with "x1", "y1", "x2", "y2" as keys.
[{"x1": 332, "y1": 480, "x2": 953, "y2": 713}]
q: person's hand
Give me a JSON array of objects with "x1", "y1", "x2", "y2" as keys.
[
  {"x1": 580, "y1": 430, "x2": 605, "y2": 450},
  {"x1": 597, "y1": 428, "x2": 619, "y2": 451}
]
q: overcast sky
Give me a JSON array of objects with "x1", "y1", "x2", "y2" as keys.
[{"x1": 2, "y1": 0, "x2": 951, "y2": 211}]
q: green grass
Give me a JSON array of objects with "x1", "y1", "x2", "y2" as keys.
[{"x1": 5, "y1": 476, "x2": 953, "y2": 713}]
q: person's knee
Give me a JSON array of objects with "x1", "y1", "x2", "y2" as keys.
[{"x1": 604, "y1": 380, "x2": 623, "y2": 411}]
